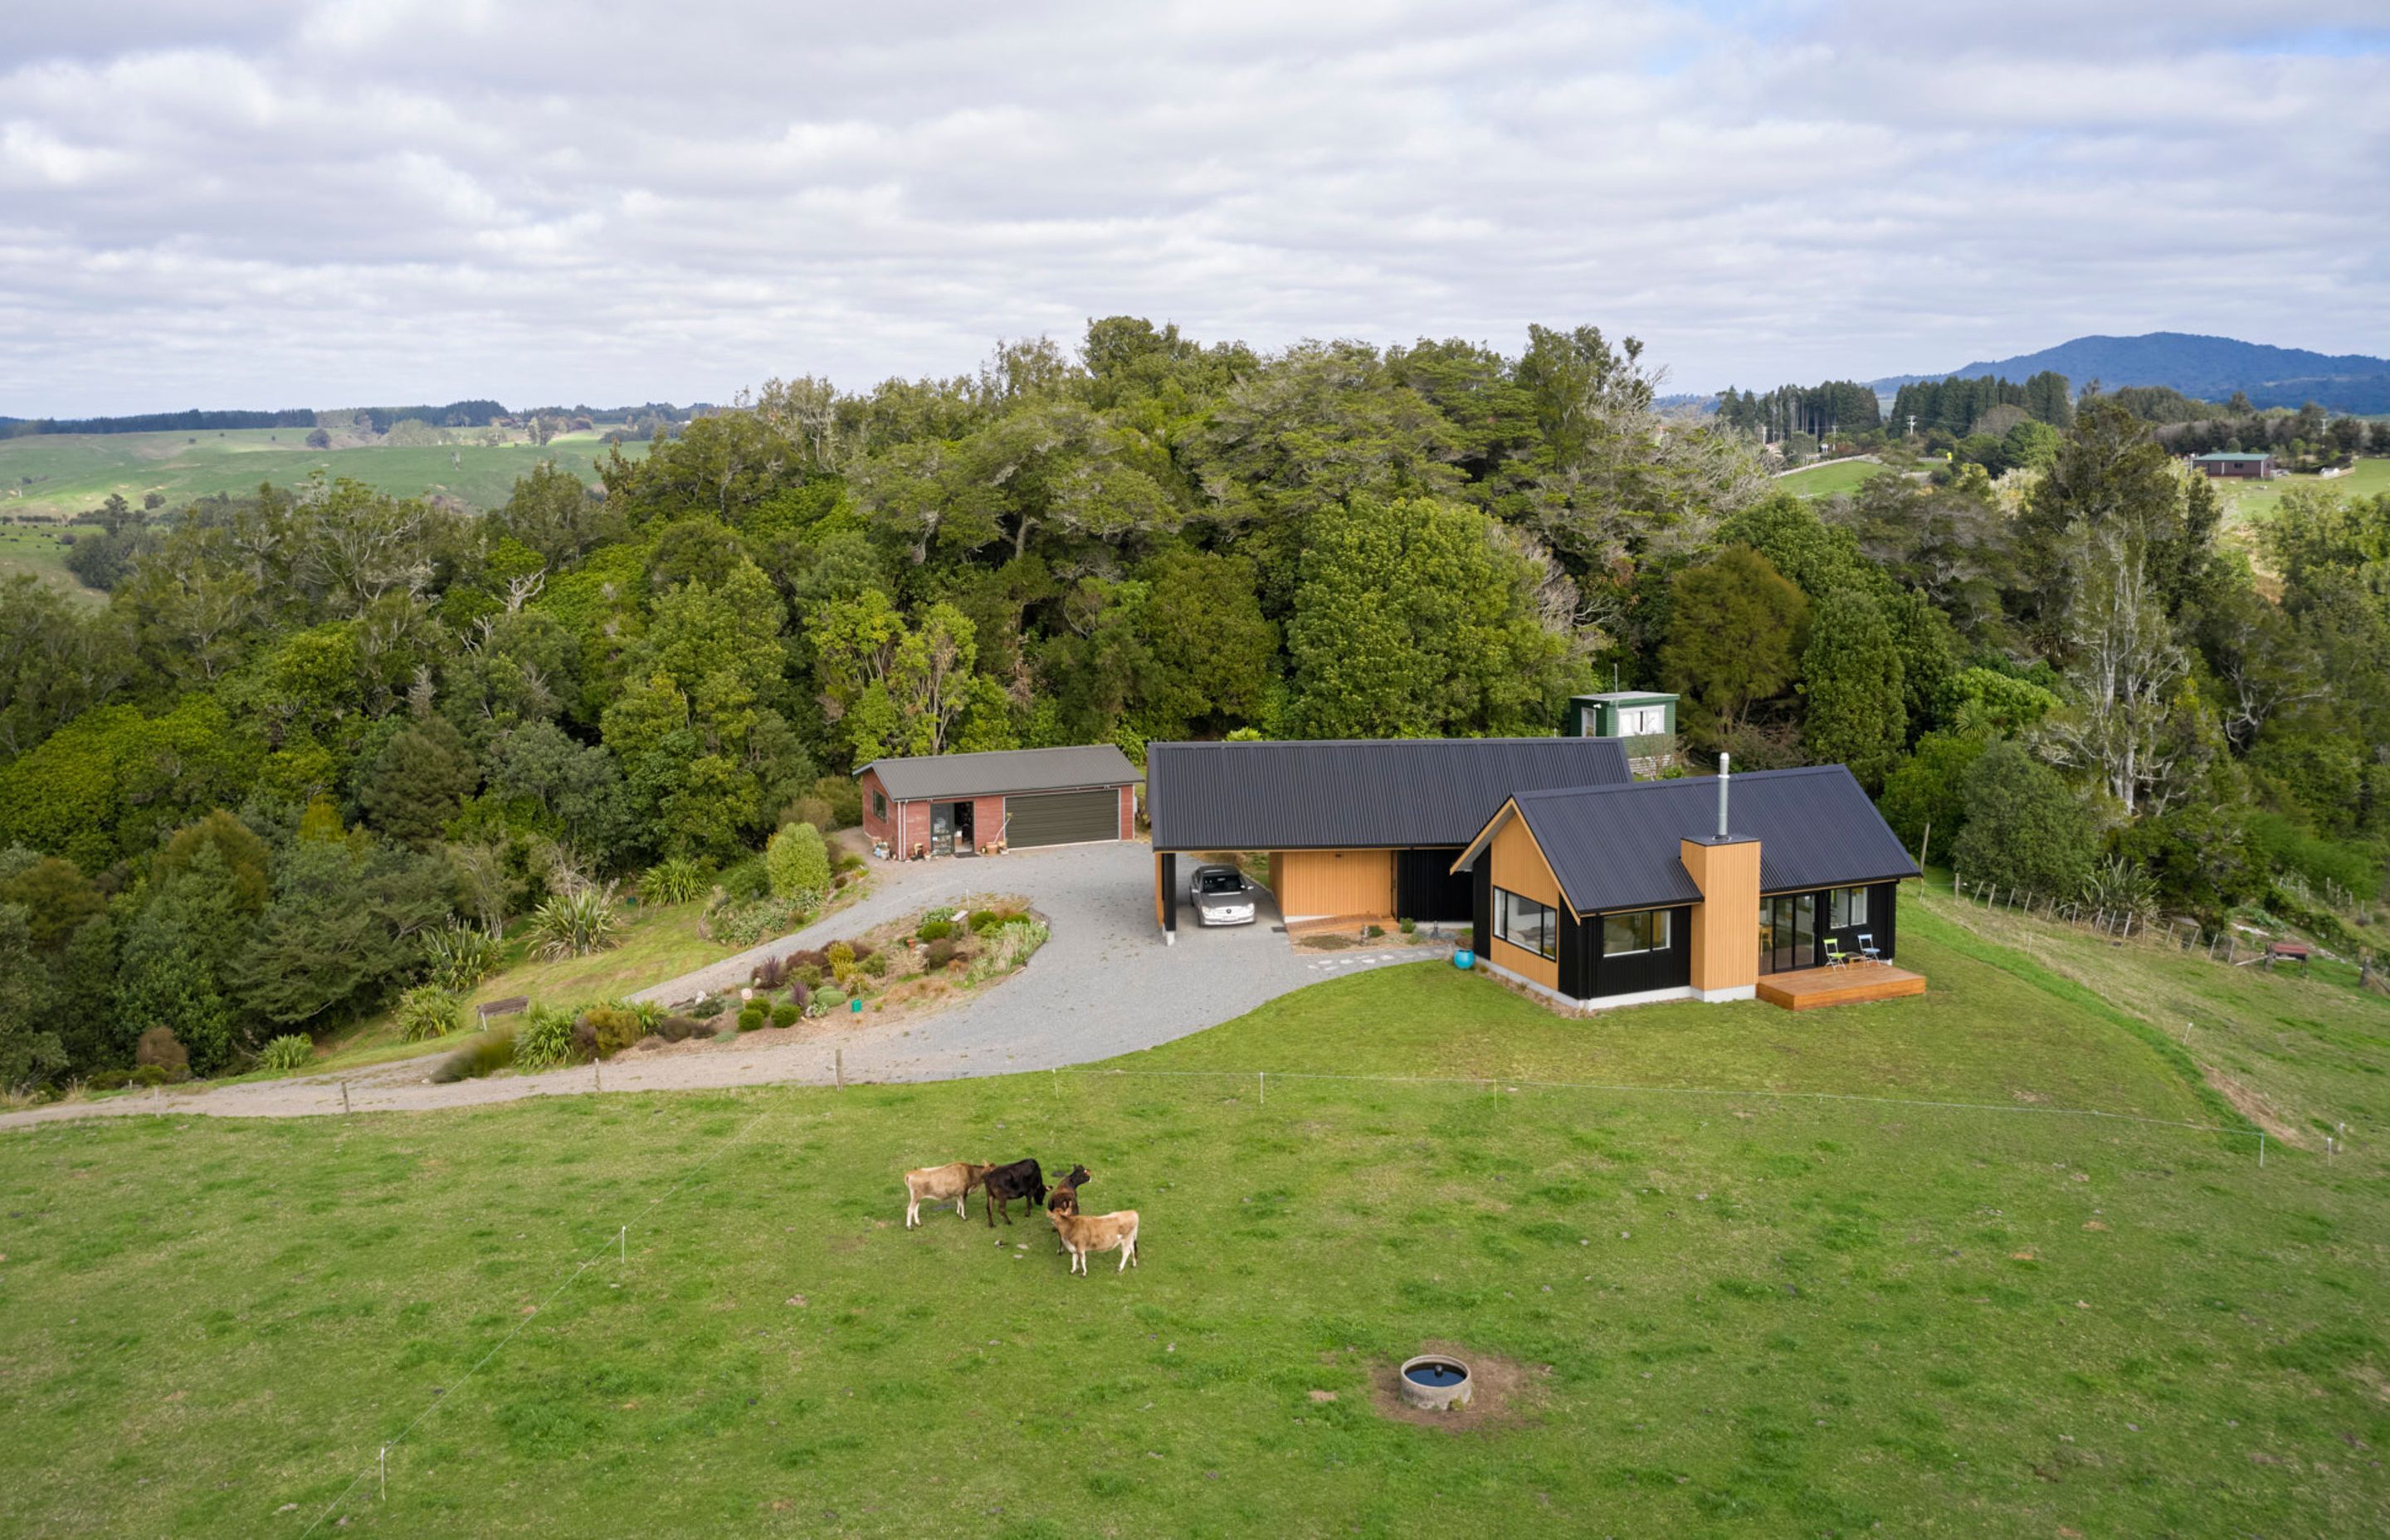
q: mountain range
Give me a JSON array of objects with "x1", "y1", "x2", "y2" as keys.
[{"x1": 1871, "y1": 332, "x2": 2390, "y2": 414}]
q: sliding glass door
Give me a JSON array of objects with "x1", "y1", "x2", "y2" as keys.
[{"x1": 1757, "y1": 894, "x2": 1817, "y2": 974}]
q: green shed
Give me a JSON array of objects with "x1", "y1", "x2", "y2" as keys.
[{"x1": 1564, "y1": 691, "x2": 1678, "y2": 740}]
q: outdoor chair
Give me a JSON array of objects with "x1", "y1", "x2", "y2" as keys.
[
  {"x1": 1822, "y1": 938, "x2": 1849, "y2": 968},
  {"x1": 1856, "y1": 933, "x2": 1881, "y2": 964}
]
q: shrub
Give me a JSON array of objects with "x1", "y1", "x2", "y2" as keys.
[
  {"x1": 770, "y1": 1002, "x2": 800, "y2": 1028},
  {"x1": 707, "y1": 896, "x2": 809, "y2": 948},
  {"x1": 846, "y1": 938, "x2": 876, "y2": 962},
  {"x1": 421, "y1": 923, "x2": 500, "y2": 992},
  {"x1": 765, "y1": 822, "x2": 832, "y2": 904},
  {"x1": 1951, "y1": 742, "x2": 2096, "y2": 900},
  {"x1": 1367, "y1": 924, "x2": 1386, "y2": 938},
  {"x1": 827, "y1": 940, "x2": 856, "y2": 970},
  {"x1": 526, "y1": 887, "x2": 625, "y2": 960},
  {"x1": 834, "y1": 852, "x2": 866, "y2": 878},
  {"x1": 432, "y1": 1031, "x2": 517, "y2": 1084},
  {"x1": 656, "y1": 1015, "x2": 707, "y2": 1042},
  {"x1": 89, "y1": 1069, "x2": 133, "y2": 1090},
  {"x1": 793, "y1": 964, "x2": 823, "y2": 990},
  {"x1": 861, "y1": 951, "x2": 889, "y2": 977},
  {"x1": 642, "y1": 856, "x2": 707, "y2": 905},
  {"x1": 395, "y1": 984, "x2": 466, "y2": 1043},
  {"x1": 916, "y1": 918, "x2": 955, "y2": 943},
  {"x1": 752, "y1": 953, "x2": 789, "y2": 990},
  {"x1": 1398, "y1": 917, "x2": 1417, "y2": 934},
  {"x1": 781, "y1": 794, "x2": 838, "y2": 834},
  {"x1": 573, "y1": 1005, "x2": 644, "y2": 1060},
  {"x1": 812, "y1": 987, "x2": 846, "y2": 1015},
  {"x1": 736, "y1": 1004, "x2": 766, "y2": 1033},
  {"x1": 923, "y1": 906, "x2": 958, "y2": 925},
  {"x1": 688, "y1": 993, "x2": 727, "y2": 1020},
  {"x1": 131, "y1": 1065, "x2": 171, "y2": 1088},
  {"x1": 810, "y1": 773, "x2": 861, "y2": 830},
  {"x1": 258, "y1": 1035, "x2": 313, "y2": 1073},
  {"x1": 715, "y1": 855, "x2": 771, "y2": 904},
  {"x1": 786, "y1": 981, "x2": 811, "y2": 1012},
  {"x1": 963, "y1": 918, "x2": 1051, "y2": 987},
  {"x1": 968, "y1": 908, "x2": 1018, "y2": 933},
  {"x1": 513, "y1": 1005, "x2": 578, "y2": 1071},
  {"x1": 135, "y1": 1027, "x2": 188, "y2": 1077},
  {"x1": 924, "y1": 937, "x2": 959, "y2": 970}
]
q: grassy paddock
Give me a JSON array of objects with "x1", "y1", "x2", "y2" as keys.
[
  {"x1": 1, "y1": 907, "x2": 2384, "y2": 1537},
  {"x1": 1775, "y1": 460, "x2": 1890, "y2": 500},
  {"x1": 0, "y1": 429, "x2": 647, "y2": 519}
]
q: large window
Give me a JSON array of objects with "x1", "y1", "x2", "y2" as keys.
[
  {"x1": 1619, "y1": 705, "x2": 1667, "y2": 736},
  {"x1": 1828, "y1": 886, "x2": 1869, "y2": 929},
  {"x1": 1495, "y1": 888, "x2": 1557, "y2": 960},
  {"x1": 1602, "y1": 909, "x2": 1672, "y2": 956},
  {"x1": 872, "y1": 788, "x2": 888, "y2": 820}
]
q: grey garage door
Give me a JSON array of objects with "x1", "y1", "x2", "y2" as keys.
[{"x1": 1004, "y1": 788, "x2": 1120, "y2": 847}]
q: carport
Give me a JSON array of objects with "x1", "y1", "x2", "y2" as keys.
[{"x1": 857, "y1": 745, "x2": 1141, "y2": 860}]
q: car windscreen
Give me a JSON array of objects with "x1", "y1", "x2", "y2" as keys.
[{"x1": 1197, "y1": 871, "x2": 1245, "y2": 894}]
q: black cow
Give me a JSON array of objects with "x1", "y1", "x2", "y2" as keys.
[{"x1": 983, "y1": 1158, "x2": 1047, "y2": 1226}]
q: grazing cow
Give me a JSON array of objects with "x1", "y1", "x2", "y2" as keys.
[
  {"x1": 1052, "y1": 1207, "x2": 1140, "y2": 1275},
  {"x1": 902, "y1": 1161, "x2": 993, "y2": 1228},
  {"x1": 983, "y1": 1158, "x2": 1047, "y2": 1226}
]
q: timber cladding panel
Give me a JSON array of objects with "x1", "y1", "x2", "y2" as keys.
[
  {"x1": 1272, "y1": 849, "x2": 1395, "y2": 919},
  {"x1": 1491, "y1": 811, "x2": 1562, "y2": 908},
  {"x1": 1680, "y1": 837, "x2": 1761, "y2": 993}
]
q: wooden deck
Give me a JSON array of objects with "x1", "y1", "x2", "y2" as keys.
[{"x1": 1755, "y1": 962, "x2": 1926, "y2": 1011}]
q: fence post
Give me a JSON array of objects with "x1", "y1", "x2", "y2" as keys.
[
  {"x1": 1259, "y1": 1070, "x2": 1266, "y2": 1107},
  {"x1": 340, "y1": 1081, "x2": 351, "y2": 1115},
  {"x1": 835, "y1": 1048, "x2": 845, "y2": 1091}
]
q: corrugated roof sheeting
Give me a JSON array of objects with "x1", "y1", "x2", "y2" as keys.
[
  {"x1": 1147, "y1": 737, "x2": 1631, "y2": 850},
  {"x1": 863, "y1": 744, "x2": 1140, "y2": 802},
  {"x1": 1515, "y1": 765, "x2": 1920, "y2": 914}
]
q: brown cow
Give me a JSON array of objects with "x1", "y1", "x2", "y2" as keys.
[
  {"x1": 902, "y1": 1161, "x2": 993, "y2": 1228},
  {"x1": 1052, "y1": 1206, "x2": 1140, "y2": 1276}
]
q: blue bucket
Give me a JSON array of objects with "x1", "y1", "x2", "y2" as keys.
[{"x1": 1453, "y1": 948, "x2": 1475, "y2": 970}]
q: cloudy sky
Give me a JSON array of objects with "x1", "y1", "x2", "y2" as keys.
[{"x1": 4, "y1": 2, "x2": 2386, "y2": 417}]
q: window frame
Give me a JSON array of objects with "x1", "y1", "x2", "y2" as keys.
[
  {"x1": 872, "y1": 787, "x2": 888, "y2": 820},
  {"x1": 1601, "y1": 908, "x2": 1672, "y2": 957},
  {"x1": 1494, "y1": 887, "x2": 1558, "y2": 961},
  {"x1": 1829, "y1": 885, "x2": 1869, "y2": 929}
]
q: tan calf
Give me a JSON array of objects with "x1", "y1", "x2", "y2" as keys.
[
  {"x1": 1052, "y1": 1207, "x2": 1140, "y2": 1275},
  {"x1": 902, "y1": 1161, "x2": 993, "y2": 1228}
]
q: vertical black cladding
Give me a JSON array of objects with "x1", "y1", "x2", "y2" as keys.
[
  {"x1": 1583, "y1": 906, "x2": 1694, "y2": 999},
  {"x1": 1469, "y1": 855, "x2": 1490, "y2": 958},
  {"x1": 1558, "y1": 908, "x2": 1595, "y2": 999},
  {"x1": 1394, "y1": 846, "x2": 1474, "y2": 922},
  {"x1": 1159, "y1": 852, "x2": 1178, "y2": 933}
]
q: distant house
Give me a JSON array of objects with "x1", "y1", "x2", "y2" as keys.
[{"x1": 2191, "y1": 451, "x2": 2275, "y2": 480}]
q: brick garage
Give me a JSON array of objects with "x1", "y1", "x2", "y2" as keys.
[{"x1": 857, "y1": 745, "x2": 1141, "y2": 860}]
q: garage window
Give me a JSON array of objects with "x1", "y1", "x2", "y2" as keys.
[{"x1": 872, "y1": 787, "x2": 887, "y2": 820}]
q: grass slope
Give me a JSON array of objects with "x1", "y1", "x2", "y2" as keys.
[
  {"x1": 0, "y1": 429, "x2": 647, "y2": 519},
  {"x1": 0, "y1": 527, "x2": 101, "y2": 603},
  {"x1": 2, "y1": 894, "x2": 2384, "y2": 1538},
  {"x1": 1774, "y1": 459, "x2": 1887, "y2": 500}
]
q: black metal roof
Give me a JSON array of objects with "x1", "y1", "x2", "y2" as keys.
[
  {"x1": 1506, "y1": 765, "x2": 1920, "y2": 914},
  {"x1": 1147, "y1": 737, "x2": 1632, "y2": 851},
  {"x1": 861, "y1": 744, "x2": 1140, "y2": 802}
]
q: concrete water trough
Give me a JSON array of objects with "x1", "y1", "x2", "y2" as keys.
[{"x1": 1397, "y1": 1353, "x2": 1473, "y2": 1412}]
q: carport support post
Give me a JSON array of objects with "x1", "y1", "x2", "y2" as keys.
[{"x1": 1158, "y1": 852, "x2": 1178, "y2": 944}]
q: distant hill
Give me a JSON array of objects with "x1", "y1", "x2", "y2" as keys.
[{"x1": 1873, "y1": 333, "x2": 2390, "y2": 414}]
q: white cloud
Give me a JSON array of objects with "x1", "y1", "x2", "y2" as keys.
[{"x1": 0, "y1": 0, "x2": 2384, "y2": 415}]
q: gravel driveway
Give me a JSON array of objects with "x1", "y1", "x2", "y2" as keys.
[{"x1": 0, "y1": 843, "x2": 1432, "y2": 1128}]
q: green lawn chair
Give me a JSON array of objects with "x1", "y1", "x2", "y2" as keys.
[{"x1": 1822, "y1": 938, "x2": 1849, "y2": 968}]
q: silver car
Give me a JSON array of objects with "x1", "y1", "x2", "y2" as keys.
[{"x1": 1190, "y1": 864, "x2": 1259, "y2": 926}]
